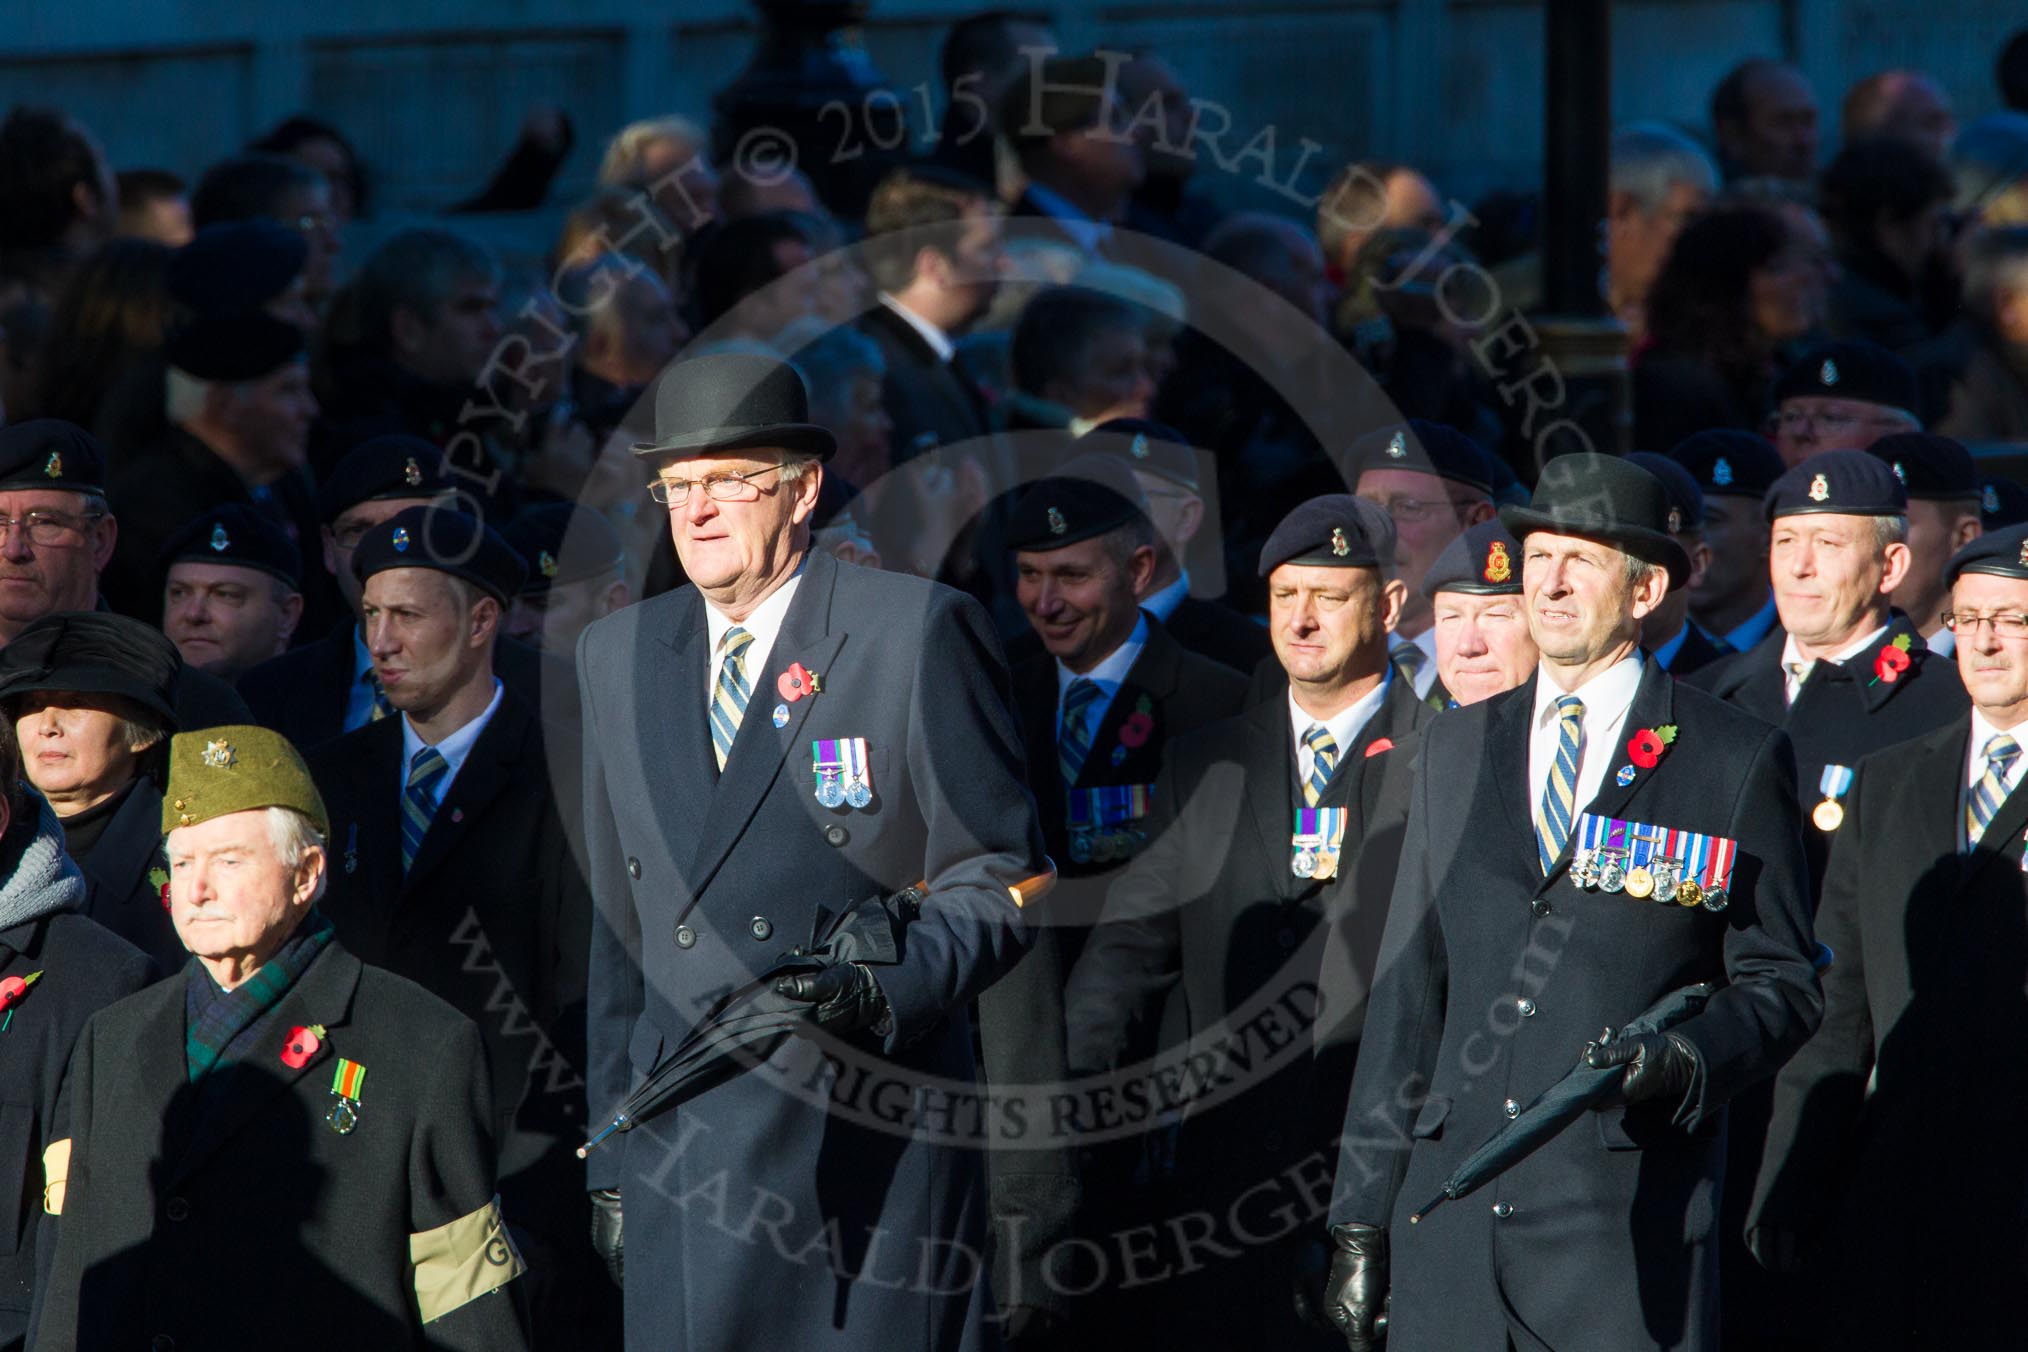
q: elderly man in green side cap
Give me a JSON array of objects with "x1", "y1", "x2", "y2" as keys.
[{"x1": 31, "y1": 726, "x2": 530, "y2": 1352}]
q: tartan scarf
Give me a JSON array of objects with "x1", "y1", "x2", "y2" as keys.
[{"x1": 184, "y1": 911, "x2": 336, "y2": 1083}]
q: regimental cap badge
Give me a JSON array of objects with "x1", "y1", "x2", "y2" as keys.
[
  {"x1": 1808, "y1": 472, "x2": 1830, "y2": 503},
  {"x1": 1130, "y1": 433, "x2": 1149, "y2": 460},
  {"x1": 1386, "y1": 431, "x2": 1407, "y2": 459},
  {"x1": 391, "y1": 527, "x2": 411, "y2": 552},
  {"x1": 209, "y1": 524, "x2": 230, "y2": 552},
  {"x1": 1712, "y1": 457, "x2": 1733, "y2": 487},
  {"x1": 403, "y1": 457, "x2": 423, "y2": 487},
  {"x1": 201, "y1": 738, "x2": 236, "y2": 770},
  {"x1": 1985, "y1": 484, "x2": 2001, "y2": 514},
  {"x1": 1891, "y1": 462, "x2": 1906, "y2": 485},
  {"x1": 1666, "y1": 506, "x2": 1683, "y2": 534},
  {"x1": 1484, "y1": 540, "x2": 1511, "y2": 583},
  {"x1": 1820, "y1": 358, "x2": 1839, "y2": 386},
  {"x1": 42, "y1": 452, "x2": 61, "y2": 479},
  {"x1": 1046, "y1": 506, "x2": 1067, "y2": 536},
  {"x1": 1330, "y1": 527, "x2": 1350, "y2": 557},
  {"x1": 538, "y1": 550, "x2": 559, "y2": 578}
]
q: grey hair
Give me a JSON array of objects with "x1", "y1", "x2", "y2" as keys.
[
  {"x1": 1611, "y1": 122, "x2": 1719, "y2": 213},
  {"x1": 264, "y1": 806, "x2": 329, "y2": 905},
  {"x1": 1098, "y1": 515, "x2": 1160, "y2": 569},
  {"x1": 352, "y1": 228, "x2": 499, "y2": 348},
  {"x1": 598, "y1": 116, "x2": 708, "y2": 188},
  {"x1": 1873, "y1": 514, "x2": 1910, "y2": 548}
]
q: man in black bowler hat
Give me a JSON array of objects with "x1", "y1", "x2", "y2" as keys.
[
  {"x1": 1750, "y1": 522, "x2": 2028, "y2": 1347},
  {"x1": 305, "y1": 504, "x2": 609, "y2": 1347},
  {"x1": 1627, "y1": 452, "x2": 1733, "y2": 676},
  {"x1": 1065, "y1": 493, "x2": 1427, "y2": 1348},
  {"x1": 575, "y1": 351, "x2": 1051, "y2": 1350},
  {"x1": 1865, "y1": 431, "x2": 1982, "y2": 655},
  {"x1": 236, "y1": 434, "x2": 555, "y2": 751},
  {"x1": 1770, "y1": 339, "x2": 1921, "y2": 467},
  {"x1": 1667, "y1": 429, "x2": 1784, "y2": 653},
  {"x1": 160, "y1": 504, "x2": 304, "y2": 682},
  {"x1": 1324, "y1": 453, "x2": 1819, "y2": 1352}
]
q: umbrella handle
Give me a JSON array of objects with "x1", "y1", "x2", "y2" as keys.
[
  {"x1": 1009, "y1": 864, "x2": 1057, "y2": 909},
  {"x1": 576, "y1": 1111, "x2": 630, "y2": 1159}
]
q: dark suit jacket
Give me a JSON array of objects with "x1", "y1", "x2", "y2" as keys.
[
  {"x1": 32, "y1": 942, "x2": 527, "y2": 1351},
  {"x1": 862, "y1": 302, "x2": 991, "y2": 461},
  {"x1": 307, "y1": 688, "x2": 590, "y2": 1243},
  {"x1": 70, "y1": 780, "x2": 181, "y2": 974},
  {"x1": 1329, "y1": 661, "x2": 1821, "y2": 1352},
  {"x1": 576, "y1": 548, "x2": 1047, "y2": 1349},
  {"x1": 1751, "y1": 720, "x2": 2028, "y2": 1343}
]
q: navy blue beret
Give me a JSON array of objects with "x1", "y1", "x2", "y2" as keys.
[
  {"x1": 503, "y1": 504, "x2": 626, "y2": 595},
  {"x1": 1667, "y1": 429, "x2": 1783, "y2": 500},
  {"x1": 1772, "y1": 340, "x2": 1919, "y2": 415},
  {"x1": 1079, "y1": 418, "x2": 1200, "y2": 492},
  {"x1": 1764, "y1": 450, "x2": 1908, "y2": 520},
  {"x1": 1423, "y1": 518, "x2": 1525, "y2": 598},
  {"x1": 0, "y1": 419, "x2": 106, "y2": 496},
  {"x1": 1866, "y1": 433, "x2": 1978, "y2": 500},
  {"x1": 1981, "y1": 477, "x2": 2028, "y2": 530},
  {"x1": 351, "y1": 505, "x2": 527, "y2": 605},
  {"x1": 1258, "y1": 494, "x2": 1394, "y2": 575},
  {"x1": 316, "y1": 434, "x2": 457, "y2": 523},
  {"x1": 163, "y1": 311, "x2": 305, "y2": 383},
  {"x1": 1626, "y1": 452, "x2": 1704, "y2": 534},
  {"x1": 159, "y1": 503, "x2": 302, "y2": 588},
  {"x1": 168, "y1": 222, "x2": 308, "y2": 316},
  {"x1": 1947, "y1": 523, "x2": 2028, "y2": 586},
  {"x1": 1348, "y1": 419, "x2": 1495, "y2": 494},
  {"x1": 1005, "y1": 455, "x2": 1151, "y2": 553}
]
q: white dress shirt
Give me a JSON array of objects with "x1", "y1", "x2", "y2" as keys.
[
  {"x1": 1527, "y1": 654, "x2": 1644, "y2": 818},
  {"x1": 704, "y1": 568, "x2": 805, "y2": 717},
  {"x1": 1780, "y1": 622, "x2": 1889, "y2": 705},
  {"x1": 875, "y1": 292, "x2": 955, "y2": 362},
  {"x1": 1962, "y1": 708, "x2": 2028, "y2": 846},
  {"x1": 1055, "y1": 613, "x2": 1149, "y2": 747},
  {"x1": 398, "y1": 679, "x2": 504, "y2": 808},
  {"x1": 1289, "y1": 669, "x2": 1393, "y2": 790}
]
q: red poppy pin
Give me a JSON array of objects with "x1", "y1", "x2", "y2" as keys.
[
  {"x1": 1365, "y1": 738, "x2": 1395, "y2": 758},
  {"x1": 777, "y1": 663, "x2": 822, "y2": 703},
  {"x1": 0, "y1": 971, "x2": 42, "y2": 1029},
  {"x1": 149, "y1": 866, "x2": 170, "y2": 911},
  {"x1": 280, "y1": 1023, "x2": 327, "y2": 1070},
  {"x1": 1117, "y1": 694, "x2": 1156, "y2": 751},
  {"x1": 1626, "y1": 724, "x2": 1679, "y2": 769},
  {"x1": 1871, "y1": 633, "x2": 1913, "y2": 684}
]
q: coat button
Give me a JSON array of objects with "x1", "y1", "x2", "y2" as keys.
[
  {"x1": 824, "y1": 825, "x2": 849, "y2": 847},
  {"x1": 1518, "y1": 998, "x2": 1536, "y2": 1017},
  {"x1": 750, "y1": 916, "x2": 773, "y2": 941},
  {"x1": 627, "y1": 857, "x2": 641, "y2": 880},
  {"x1": 165, "y1": 1197, "x2": 189, "y2": 1221},
  {"x1": 1503, "y1": 1098, "x2": 1520, "y2": 1118},
  {"x1": 674, "y1": 925, "x2": 696, "y2": 949},
  {"x1": 1530, "y1": 898, "x2": 1551, "y2": 919},
  {"x1": 1492, "y1": 1202, "x2": 1514, "y2": 1218}
]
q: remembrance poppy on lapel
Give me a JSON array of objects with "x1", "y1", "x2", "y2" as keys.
[
  {"x1": 777, "y1": 663, "x2": 821, "y2": 702},
  {"x1": 0, "y1": 971, "x2": 42, "y2": 1012},
  {"x1": 1627, "y1": 724, "x2": 1678, "y2": 769},
  {"x1": 280, "y1": 1023, "x2": 326, "y2": 1070},
  {"x1": 1873, "y1": 634, "x2": 1913, "y2": 683},
  {"x1": 1117, "y1": 694, "x2": 1156, "y2": 749}
]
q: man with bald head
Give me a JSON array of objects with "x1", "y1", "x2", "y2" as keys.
[{"x1": 1842, "y1": 69, "x2": 1957, "y2": 160}]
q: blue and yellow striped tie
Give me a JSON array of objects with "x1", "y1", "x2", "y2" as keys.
[
  {"x1": 1059, "y1": 678, "x2": 1102, "y2": 785},
  {"x1": 1534, "y1": 695, "x2": 1585, "y2": 875},
  {"x1": 1966, "y1": 733, "x2": 2019, "y2": 847},
  {"x1": 1302, "y1": 725, "x2": 1338, "y2": 807},
  {"x1": 710, "y1": 627, "x2": 755, "y2": 772},
  {"x1": 402, "y1": 745, "x2": 448, "y2": 875}
]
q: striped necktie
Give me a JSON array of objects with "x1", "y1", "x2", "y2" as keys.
[
  {"x1": 1302, "y1": 725, "x2": 1338, "y2": 807},
  {"x1": 1534, "y1": 695, "x2": 1585, "y2": 875},
  {"x1": 710, "y1": 627, "x2": 755, "y2": 772},
  {"x1": 1966, "y1": 733, "x2": 2020, "y2": 847},
  {"x1": 402, "y1": 746, "x2": 449, "y2": 875},
  {"x1": 1059, "y1": 678, "x2": 1102, "y2": 785}
]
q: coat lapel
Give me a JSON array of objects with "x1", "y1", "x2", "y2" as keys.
[
  {"x1": 1712, "y1": 630, "x2": 1788, "y2": 725},
  {"x1": 1071, "y1": 619, "x2": 1182, "y2": 790},
  {"x1": 403, "y1": 693, "x2": 535, "y2": 891}
]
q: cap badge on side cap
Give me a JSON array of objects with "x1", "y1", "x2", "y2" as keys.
[
  {"x1": 403, "y1": 457, "x2": 423, "y2": 487},
  {"x1": 1047, "y1": 507, "x2": 1067, "y2": 536},
  {"x1": 42, "y1": 453, "x2": 61, "y2": 479},
  {"x1": 1891, "y1": 462, "x2": 1906, "y2": 485},
  {"x1": 391, "y1": 527, "x2": 411, "y2": 553},
  {"x1": 209, "y1": 524, "x2": 230, "y2": 552},
  {"x1": 1667, "y1": 507, "x2": 1683, "y2": 534},
  {"x1": 538, "y1": 550, "x2": 559, "y2": 579},
  {"x1": 201, "y1": 738, "x2": 236, "y2": 771},
  {"x1": 1712, "y1": 458, "x2": 1733, "y2": 488},
  {"x1": 1385, "y1": 431, "x2": 1406, "y2": 460},
  {"x1": 1130, "y1": 433, "x2": 1149, "y2": 460},
  {"x1": 1808, "y1": 473, "x2": 1830, "y2": 503},
  {"x1": 1820, "y1": 359, "x2": 1839, "y2": 386},
  {"x1": 1484, "y1": 541, "x2": 1511, "y2": 583},
  {"x1": 1330, "y1": 527, "x2": 1350, "y2": 558},
  {"x1": 1984, "y1": 484, "x2": 2000, "y2": 514}
]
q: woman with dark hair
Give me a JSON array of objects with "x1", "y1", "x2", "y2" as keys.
[
  {"x1": 1634, "y1": 204, "x2": 1823, "y2": 451},
  {"x1": 28, "y1": 238, "x2": 173, "y2": 457}
]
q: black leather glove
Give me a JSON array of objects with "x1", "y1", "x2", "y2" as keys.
[
  {"x1": 1746, "y1": 1224, "x2": 1808, "y2": 1275},
  {"x1": 589, "y1": 1188, "x2": 624, "y2": 1287},
  {"x1": 775, "y1": 961, "x2": 892, "y2": 1036},
  {"x1": 1587, "y1": 1031, "x2": 1699, "y2": 1108},
  {"x1": 1323, "y1": 1222, "x2": 1390, "y2": 1350}
]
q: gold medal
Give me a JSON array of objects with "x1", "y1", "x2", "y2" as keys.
[
  {"x1": 1313, "y1": 851, "x2": 1339, "y2": 881},
  {"x1": 1812, "y1": 798, "x2": 1844, "y2": 832},
  {"x1": 1675, "y1": 880, "x2": 1704, "y2": 908},
  {"x1": 1624, "y1": 866, "x2": 1654, "y2": 899}
]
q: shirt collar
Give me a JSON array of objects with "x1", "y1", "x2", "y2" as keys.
[
  {"x1": 401, "y1": 678, "x2": 505, "y2": 784},
  {"x1": 1780, "y1": 620, "x2": 1890, "y2": 674},
  {"x1": 705, "y1": 564, "x2": 805, "y2": 659},
  {"x1": 1022, "y1": 181, "x2": 1112, "y2": 254},
  {"x1": 1288, "y1": 667, "x2": 1393, "y2": 761},
  {"x1": 1533, "y1": 652, "x2": 1644, "y2": 731},
  {"x1": 876, "y1": 292, "x2": 955, "y2": 362},
  {"x1": 1143, "y1": 571, "x2": 1190, "y2": 624},
  {"x1": 1056, "y1": 612, "x2": 1149, "y2": 701}
]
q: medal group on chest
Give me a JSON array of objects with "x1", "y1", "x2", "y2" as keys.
[{"x1": 1568, "y1": 813, "x2": 1736, "y2": 911}]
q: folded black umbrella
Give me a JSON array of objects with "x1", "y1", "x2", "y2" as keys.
[{"x1": 1407, "y1": 981, "x2": 1715, "y2": 1224}]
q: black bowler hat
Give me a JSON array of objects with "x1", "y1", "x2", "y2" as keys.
[
  {"x1": 317, "y1": 434, "x2": 456, "y2": 522},
  {"x1": 1005, "y1": 455, "x2": 1150, "y2": 553},
  {"x1": 1982, "y1": 477, "x2": 2028, "y2": 530},
  {"x1": 1866, "y1": 433, "x2": 1978, "y2": 500},
  {"x1": 351, "y1": 506, "x2": 527, "y2": 605},
  {"x1": 163, "y1": 311, "x2": 305, "y2": 383},
  {"x1": 1772, "y1": 340, "x2": 1919, "y2": 416},
  {"x1": 1079, "y1": 418, "x2": 1200, "y2": 492},
  {"x1": 503, "y1": 504, "x2": 626, "y2": 595},
  {"x1": 1423, "y1": 519, "x2": 1525, "y2": 598},
  {"x1": 0, "y1": 420, "x2": 106, "y2": 497},
  {"x1": 1667, "y1": 429, "x2": 1783, "y2": 500},
  {"x1": 1626, "y1": 452, "x2": 1704, "y2": 535},
  {"x1": 0, "y1": 612, "x2": 181, "y2": 728},
  {"x1": 1499, "y1": 453, "x2": 1691, "y2": 589},
  {"x1": 159, "y1": 504, "x2": 302, "y2": 588},
  {"x1": 1763, "y1": 450, "x2": 1908, "y2": 520},
  {"x1": 168, "y1": 222, "x2": 308, "y2": 317},
  {"x1": 1947, "y1": 523, "x2": 2028, "y2": 586},
  {"x1": 1347, "y1": 419, "x2": 1495, "y2": 494},
  {"x1": 633, "y1": 352, "x2": 836, "y2": 462},
  {"x1": 1258, "y1": 495, "x2": 1394, "y2": 575}
]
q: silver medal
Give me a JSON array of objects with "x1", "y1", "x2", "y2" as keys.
[
  {"x1": 815, "y1": 774, "x2": 846, "y2": 809},
  {"x1": 1599, "y1": 853, "x2": 1626, "y2": 893},
  {"x1": 1292, "y1": 848, "x2": 1318, "y2": 879},
  {"x1": 846, "y1": 779, "x2": 872, "y2": 809}
]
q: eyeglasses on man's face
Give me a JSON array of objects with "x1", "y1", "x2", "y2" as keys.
[
  {"x1": 647, "y1": 464, "x2": 790, "y2": 506},
  {"x1": 0, "y1": 509, "x2": 105, "y2": 547},
  {"x1": 1942, "y1": 610, "x2": 2028, "y2": 639}
]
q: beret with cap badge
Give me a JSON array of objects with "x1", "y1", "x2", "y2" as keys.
[
  {"x1": 1258, "y1": 494, "x2": 1395, "y2": 575},
  {"x1": 1763, "y1": 449, "x2": 1908, "y2": 521}
]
